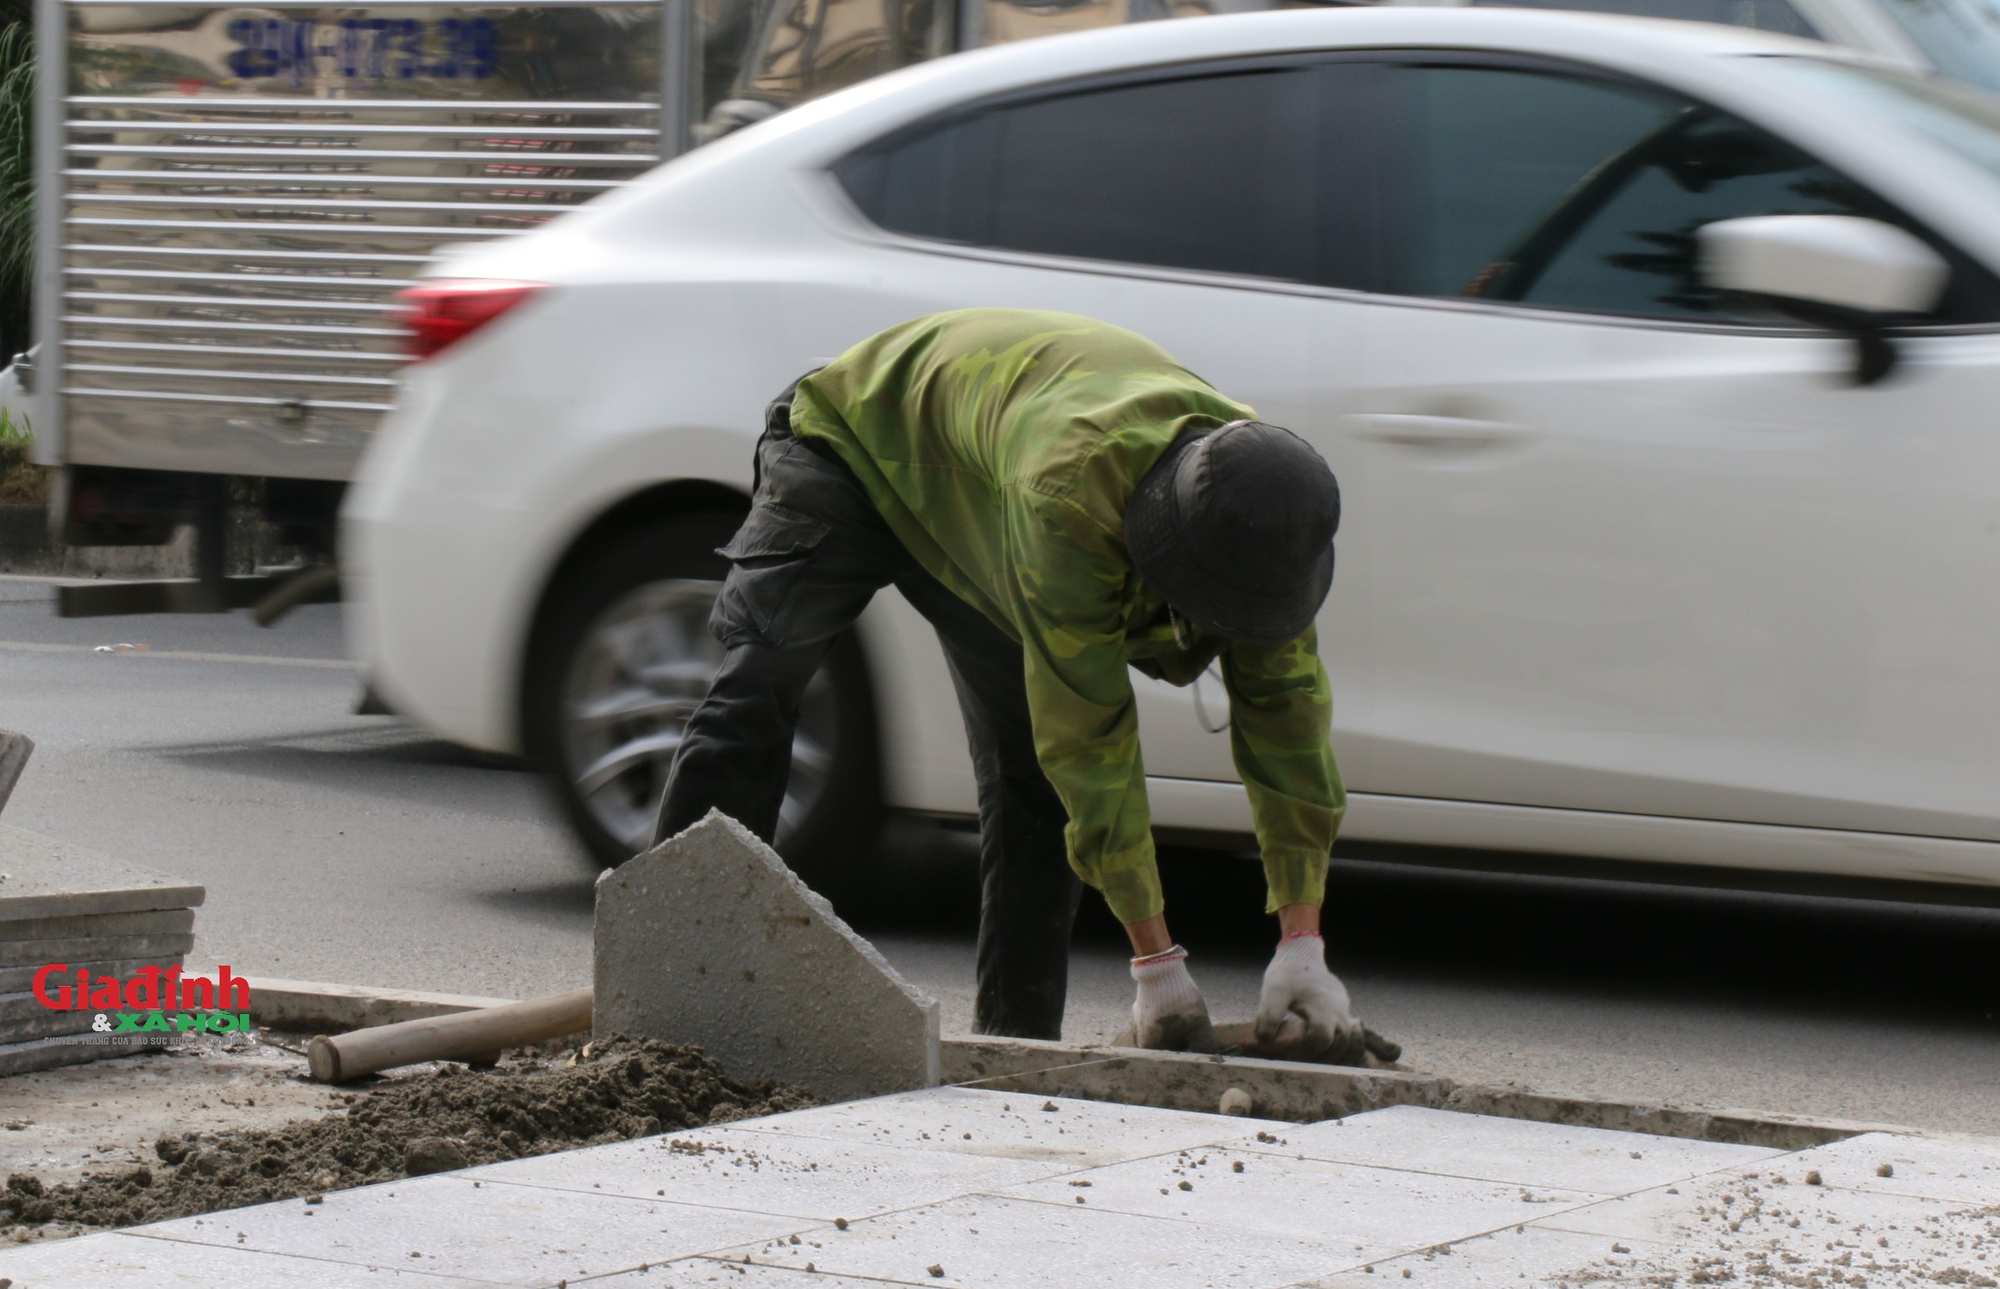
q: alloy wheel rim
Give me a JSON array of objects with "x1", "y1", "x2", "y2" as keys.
[{"x1": 560, "y1": 577, "x2": 836, "y2": 854}]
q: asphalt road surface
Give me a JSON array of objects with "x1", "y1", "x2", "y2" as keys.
[{"x1": 3, "y1": 579, "x2": 1997, "y2": 1135}]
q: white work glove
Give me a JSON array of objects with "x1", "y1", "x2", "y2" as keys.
[
  {"x1": 1255, "y1": 934, "x2": 1364, "y2": 1063},
  {"x1": 1130, "y1": 946, "x2": 1235, "y2": 1054}
]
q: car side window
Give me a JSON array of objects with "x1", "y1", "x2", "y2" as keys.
[
  {"x1": 834, "y1": 66, "x2": 1326, "y2": 283},
  {"x1": 1385, "y1": 63, "x2": 2000, "y2": 324}
]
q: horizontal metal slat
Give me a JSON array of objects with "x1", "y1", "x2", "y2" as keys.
[
  {"x1": 66, "y1": 244, "x2": 436, "y2": 264},
  {"x1": 66, "y1": 339, "x2": 404, "y2": 364},
  {"x1": 69, "y1": 121, "x2": 658, "y2": 139},
  {"x1": 70, "y1": 193, "x2": 585, "y2": 215},
  {"x1": 68, "y1": 363, "x2": 399, "y2": 388},
  {"x1": 71, "y1": 97, "x2": 658, "y2": 113},
  {"x1": 67, "y1": 267, "x2": 416, "y2": 289},
  {"x1": 64, "y1": 314, "x2": 405, "y2": 339},
  {"x1": 69, "y1": 290, "x2": 390, "y2": 313},
  {"x1": 65, "y1": 170, "x2": 626, "y2": 191},
  {"x1": 68, "y1": 217, "x2": 521, "y2": 236},
  {"x1": 68, "y1": 145, "x2": 658, "y2": 165},
  {"x1": 64, "y1": 387, "x2": 395, "y2": 413}
]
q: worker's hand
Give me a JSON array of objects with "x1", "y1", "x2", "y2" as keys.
[
  {"x1": 1130, "y1": 946, "x2": 1236, "y2": 1054},
  {"x1": 1255, "y1": 934, "x2": 1364, "y2": 1064}
]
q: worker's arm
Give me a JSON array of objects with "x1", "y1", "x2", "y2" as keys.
[
  {"x1": 1222, "y1": 631, "x2": 1360, "y2": 1059},
  {"x1": 1002, "y1": 500, "x2": 1164, "y2": 928},
  {"x1": 1220, "y1": 627, "x2": 1346, "y2": 914}
]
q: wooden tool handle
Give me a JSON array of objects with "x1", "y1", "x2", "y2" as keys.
[{"x1": 306, "y1": 988, "x2": 592, "y2": 1083}]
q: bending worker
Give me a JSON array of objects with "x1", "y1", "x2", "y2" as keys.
[{"x1": 652, "y1": 308, "x2": 1353, "y2": 1056}]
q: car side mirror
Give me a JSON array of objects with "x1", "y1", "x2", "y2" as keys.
[{"x1": 1698, "y1": 215, "x2": 1950, "y2": 387}]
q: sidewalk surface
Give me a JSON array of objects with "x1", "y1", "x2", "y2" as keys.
[{"x1": 0, "y1": 1087, "x2": 1995, "y2": 1287}]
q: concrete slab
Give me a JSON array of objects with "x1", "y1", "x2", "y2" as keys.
[
  {"x1": 1268, "y1": 1103, "x2": 1784, "y2": 1194},
  {"x1": 717, "y1": 1192, "x2": 1363, "y2": 1289},
  {"x1": 0, "y1": 909, "x2": 194, "y2": 942},
  {"x1": 0, "y1": 955, "x2": 183, "y2": 996},
  {"x1": 0, "y1": 1231, "x2": 496, "y2": 1287},
  {"x1": 7, "y1": 1088, "x2": 2000, "y2": 1289},
  {"x1": 595, "y1": 811, "x2": 939, "y2": 1102},
  {"x1": 139, "y1": 1174, "x2": 805, "y2": 1287},
  {"x1": 0, "y1": 994, "x2": 123, "y2": 1039},
  {"x1": 0, "y1": 1031, "x2": 173, "y2": 1077},
  {"x1": 461, "y1": 1125, "x2": 1069, "y2": 1221},
  {"x1": 730, "y1": 1085, "x2": 1273, "y2": 1168},
  {"x1": 0, "y1": 827, "x2": 204, "y2": 922},
  {"x1": 0, "y1": 932, "x2": 194, "y2": 968},
  {"x1": 991, "y1": 1146, "x2": 1598, "y2": 1256}
]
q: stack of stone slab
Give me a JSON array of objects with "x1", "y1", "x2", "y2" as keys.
[{"x1": 0, "y1": 825, "x2": 203, "y2": 1077}]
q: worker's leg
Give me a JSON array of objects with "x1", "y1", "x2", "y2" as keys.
[
  {"x1": 653, "y1": 397, "x2": 913, "y2": 848},
  {"x1": 898, "y1": 576, "x2": 1082, "y2": 1040}
]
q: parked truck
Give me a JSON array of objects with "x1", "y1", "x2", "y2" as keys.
[{"x1": 17, "y1": 0, "x2": 1279, "y2": 616}]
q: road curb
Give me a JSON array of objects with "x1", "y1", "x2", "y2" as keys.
[
  {"x1": 240, "y1": 975, "x2": 519, "y2": 1034},
  {"x1": 246, "y1": 976, "x2": 1911, "y2": 1150},
  {"x1": 945, "y1": 1037, "x2": 1904, "y2": 1151}
]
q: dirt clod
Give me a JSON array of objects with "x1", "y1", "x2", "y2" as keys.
[
  {"x1": 404, "y1": 1138, "x2": 470, "y2": 1177},
  {"x1": 1877, "y1": 1163, "x2": 1895, "y2": 1178},
  {"x1": 0, "y1": 1035, "x2": 811, "y2": 1233}
]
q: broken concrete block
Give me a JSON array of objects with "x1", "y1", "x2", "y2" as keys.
[{"x1": 594, "y1": 810, "x2": 940, "y2": 1103}]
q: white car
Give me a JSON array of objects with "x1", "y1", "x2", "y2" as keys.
[{"x1": 345, "y1": 8, "x2": 2000, "y2": 899}]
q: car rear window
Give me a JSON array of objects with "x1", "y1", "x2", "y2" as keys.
[{"x1": 834, "y1": 66, "x2": 1326, "y2": 283}]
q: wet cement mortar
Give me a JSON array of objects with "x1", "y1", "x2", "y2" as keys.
[{"x1": 0, "y1": 1034, "x2": 812, "y2": 1237}]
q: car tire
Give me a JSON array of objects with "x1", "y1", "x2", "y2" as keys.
[{"x1": 523, "y1": 510, "x2": 882, "y2": 883}]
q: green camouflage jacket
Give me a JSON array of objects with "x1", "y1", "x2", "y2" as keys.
[{"x1": 791, "y1": 309, "x2": 1344, "y2": 925}]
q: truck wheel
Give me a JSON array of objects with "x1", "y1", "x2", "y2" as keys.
[{"x1": 524, "y1": 511, "x2": 880, "y2": 876}]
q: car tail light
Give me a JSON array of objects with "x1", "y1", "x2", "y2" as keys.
[{"x1": 396, "y1": 280, "x2": 546, "y2": 361}]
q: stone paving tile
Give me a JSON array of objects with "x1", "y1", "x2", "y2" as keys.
[
  {"x1": 706, "y1": 1192, "x2": 1373, "y2": 1288},
  {"x1": 0, "y1": 1231, "x2": 501, "y2": 1288},
  {"x1": 732, "y1": 1086, "x2": 1261, "y2": 1168},
  {"x1": 1298, "y1": 1222, "x2": 1675, "y2": 1287},
  {"x1": 463, "y1": 1124, "x2": 1070, "y2": 1220},
  {"x1": 1235, "y1": 1105, "x2": 1784, "y2": 1195},
  {"x1": 137, "y1": 1174, "x2": 808, "y2": 1287},
  {"x1": 994, "y1": 1143, "x2": 1596, "y2": 1257},
  {"x1": 587, "y1": 1257, "x2": 927, "y2": 1285},
  {"x1": 1530, "y1": 1134, "x2": 2000, "y2": 1287},
  {"x1": 1787, "y1": 1132, "x2": 2000, "y2": 1206}
]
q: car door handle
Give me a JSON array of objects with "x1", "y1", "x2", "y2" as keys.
[{"x1": 1342, "y1": 413, "x2": 1523, "y2": 451}]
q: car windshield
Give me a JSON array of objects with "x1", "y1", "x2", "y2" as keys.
[
  {"x1": 1872, "y1": 0, "x2": 2000, "y2": 94},
  {"x1": 1764, "y1": 58, "x2": 2000, "y2": 185}
]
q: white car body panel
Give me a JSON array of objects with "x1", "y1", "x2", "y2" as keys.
[{"x1": 344, "y1": 8, "x2": 2000, "y2": 885}]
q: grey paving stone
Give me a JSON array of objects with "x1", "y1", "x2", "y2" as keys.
[
  {"x1": 0, "y1": 995, "x2": 118, "y2": 1039},
  {"x1": 0, "y1": 1231, "x2": 500, "y2": 1287},
  {"x1": 735, "y1": 1086, "x2": 1276, "y2": 1168},
  {"x1": 0, "y1": 954, "x2": 184, "y2": 995},
  {"x1": 710, "y1": 1192, "x2": 1365, "y2": 1288},
  {"x1": 0, "y1": 932, "x2": 195, "y2": 968},
  {"x1": 0, "y1": 908, "x2": 195, "y2": 942},
  {"x1": 141, "y1": 1173, "x2": 807, "y2": 1287},
  {"x1": 595, "y1": 811, "x2": 939, "y2": 1102},
  {"x1": 462, "y1": 1124, "x2": 1070, "y2": 1220},
  {"x1": 0, "y1": 1031, "x2": 173, "y2": 1077},
  {"x1": 1261, "y1": 1104, "x2": 1783, "y2": 1195},
  {"x1": 0, "y1": 826, "x2": 204, "y2": 922}
]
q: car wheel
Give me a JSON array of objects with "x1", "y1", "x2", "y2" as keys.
[{"x1": 524, "y1": 511, "x2": 880, "y2": 876}]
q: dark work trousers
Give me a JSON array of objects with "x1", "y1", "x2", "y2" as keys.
[{"x1": 653, "y1": 383, "x2": 1084, "y2": 1040}]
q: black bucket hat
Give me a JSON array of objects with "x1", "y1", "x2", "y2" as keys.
[{"x1": 1126, "y1": 420, "x2": 1339, "y2": 643}]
